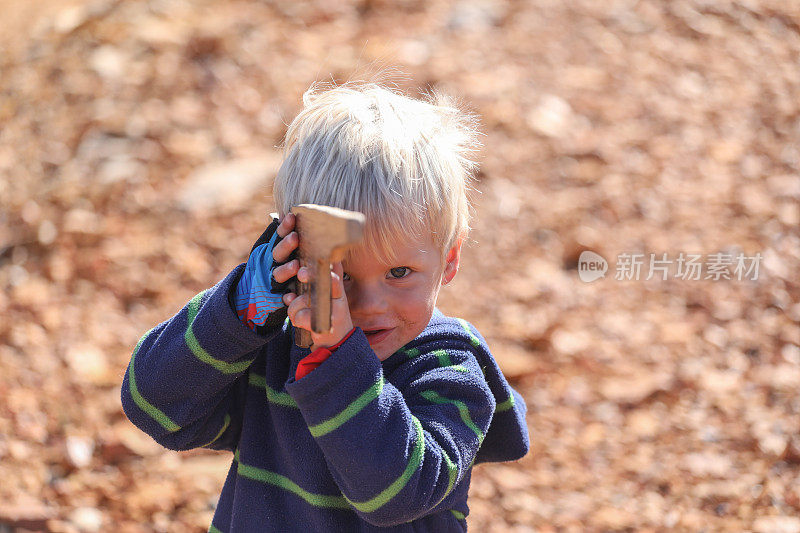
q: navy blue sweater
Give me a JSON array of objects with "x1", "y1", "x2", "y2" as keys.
[{"x1": 121, "y1": 265, "x2": 529, "y2": 532}]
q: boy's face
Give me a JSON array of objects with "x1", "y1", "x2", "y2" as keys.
[{"x1": 342, "y1": 231, "x2": 462, "y2": 361}]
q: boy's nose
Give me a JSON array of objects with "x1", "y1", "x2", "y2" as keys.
[{"x1": 346, "y1": 283, "x2": 387, "y2": 317}]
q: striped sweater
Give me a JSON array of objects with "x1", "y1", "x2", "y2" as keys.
[{"x1": 121, "y1": 264, "x2": 529, "y2": 532}]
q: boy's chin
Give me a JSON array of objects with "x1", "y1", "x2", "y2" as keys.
[
  {"x1": 362, "y1": 328, "x2": 397, "y2": 360},
  {"x1": 368, "y1": 341, "x2": 397, "y2": 361}
]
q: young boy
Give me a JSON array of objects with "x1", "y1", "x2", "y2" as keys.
[{"x1": 121, "y1": 83, "x2": 529, "y2": 532}]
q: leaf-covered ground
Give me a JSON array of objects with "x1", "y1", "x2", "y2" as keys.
[{"x1": 1, "y1": 1, "x2": 798, "y2": 531}]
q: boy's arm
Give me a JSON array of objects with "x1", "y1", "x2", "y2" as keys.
[
  {"x1": 284, "y1": 329, "x2": 494, "y2": 527},
  {"x1": 120, "y1": 265, "x2": 279, "y2": 452},
  {"x1": 459, "y1": 319, "x2": 530, "y2": 464}
]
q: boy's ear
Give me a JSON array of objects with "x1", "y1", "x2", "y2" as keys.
[{"x1": 442, "y1": 236, "x2": 464, "y2": 286}]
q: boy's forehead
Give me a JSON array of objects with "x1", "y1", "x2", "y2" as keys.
[{"x1": 346, "y1": 230, "x2": 439, "y2": 265}]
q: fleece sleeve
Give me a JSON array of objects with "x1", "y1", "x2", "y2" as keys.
[
  {"x1": 284, "y1": 328, "x2": 494, "y2": 527},
  {"x1": 120, "y1": 264, "x2": 278, "y2": 452},
  {"x1": 455, "y1": 319, "x2": 530, "y2": 464}
]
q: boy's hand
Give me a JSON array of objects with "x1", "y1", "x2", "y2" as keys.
[
  {"x1": 273, "y1": 213, "x2": 354, "y2": 350},
  {"x1": 283, "y1": 259, "x2": 354, "y2": 351},
  {"x1": 271, "y1": 213, "x2": 300, "y2": 287},
  {"x1": 232, "y1": 214, "x2": 298, "y2": 333}
]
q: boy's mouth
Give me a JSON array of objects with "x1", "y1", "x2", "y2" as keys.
[{"x1": 362, "y1": 328, "x2": 394, "y2": 344}]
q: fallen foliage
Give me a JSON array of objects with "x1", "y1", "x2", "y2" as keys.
[{"x1": 1, "y1": 0, "x2": 798, "y2": 531}]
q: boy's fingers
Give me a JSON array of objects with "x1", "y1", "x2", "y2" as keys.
[
  {"x1": 294, "y1": 308, "x2": 312, "y2": 331},
  {"x1": 282, "y1": 292, "x2": 296, "y2": 306},
  {"x1": 276, "y1": 213, "x2": 295, "y2": 239},
  {"x1": 288, "y1": 304, "x2": 311, "y2": 332},
  {"x1": 272, "y1": 232, "x2": 298, "y2": 263},
  {"x1": 273, "y1": 259, "x2": 299, "y2": 284},
  {"x1": 296, "y1": 266, "x2": 310, "y2": 284},
  {"x1": 331, "y1": 262, "x2": 344, "y2": 299},
  {"x1": 286, "y1": 293, "x2": 309, "y2": 326}
]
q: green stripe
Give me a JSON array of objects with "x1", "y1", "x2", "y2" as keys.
[
  {"x1": 201, "y1": 414, "x2": 230, "y2": 448},
  {"x1": 128, "y1": 328, "x2": 181, "y2": 432},
  {"x1": 456, "y1": 319, "x2": 480, "y2": 347},
  {"x1": 248, "y1": 373, "x2": 298, "y2": 407},
  {"x1": 208, "y1": 524, "x2": 223, "y2": 533},
  {"x1": 404, "y1": 347, "x2": 421, "y2": 358},
  {"x1": 433, "y1": 449, "x2": 458, "y2": 507},
  {"x1": 232, "y1": 417, "x2": 428, "y2": 517},
  {"x1": 450, "y1": 509, "x2": 466, "y2": 520},
  {"x1": 347, "y1": 416, "x2": 426, "y2": 513},
  {"x1": 309, "y1": 378, "x2": 384, "y2": 438},
  {"x1": 185, "y1": 291, "x2": 254, "y2": 374},
  {"x1": 234, "y1": 450, "x2": 350, "y2": 509},
  {"x1": 435, "y1": 349, "x2": 452, "y2": 367},
  {"x1": 432, "y1": 350, "x2": 469, "y2": 372},
  {"x1": 419, "y1": 390, "x2": 484, "y2": 441},
  {"x1": 495, "y1": 393, "x2": 515, "y2": 413}
]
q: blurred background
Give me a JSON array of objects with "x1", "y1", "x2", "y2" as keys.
[{"x1": 1, "y1": 0, "x2": 798, "y2": 531}]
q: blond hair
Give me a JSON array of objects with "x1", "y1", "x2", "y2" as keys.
[{"x1": 273, "y1": 82, "x2": 481, "y2": 264}]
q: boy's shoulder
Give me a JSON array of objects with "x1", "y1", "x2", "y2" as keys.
[
  {"x1": 420, "y1": 308, "x2": 489, "y2": 351},
  {"x1": 388, "y1": 308, "x2": 490, "y2": 369}
]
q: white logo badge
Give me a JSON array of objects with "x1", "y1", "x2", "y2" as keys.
[{"x1": 578, "y1": 251, "x2": 608, "y2": 282}]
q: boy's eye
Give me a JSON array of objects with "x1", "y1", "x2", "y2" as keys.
[
  {"x1": 388, "y1": 267, "x2": 411, "y2": 279},
  {"x1": 342, "y1": 272, "x2": 351, "y2": 282}
]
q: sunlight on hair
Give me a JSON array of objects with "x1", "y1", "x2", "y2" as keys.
[{"x1": 273, "y1": 81, "x2": 482, "y2": 265}]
